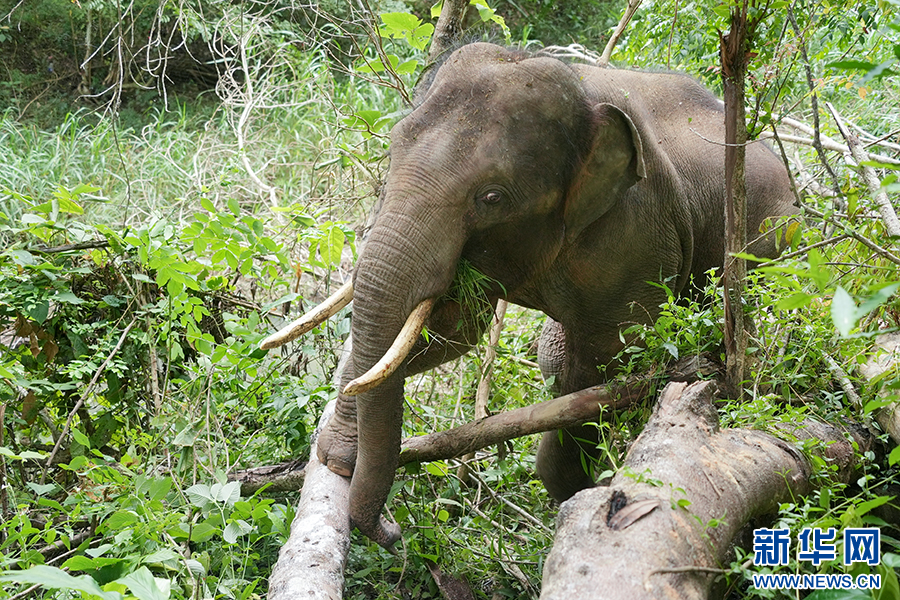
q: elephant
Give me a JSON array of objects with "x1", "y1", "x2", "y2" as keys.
[{"x1": 264, "y1": 42, "x2": 797, "y2": 548}]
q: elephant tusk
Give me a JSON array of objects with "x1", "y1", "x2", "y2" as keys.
[
  {"x1": 259, "y1": 281, "x2": 354, "y2": 350},
  {"x1": 342, "y1": 298, "x2": 435, "y2": 396}
]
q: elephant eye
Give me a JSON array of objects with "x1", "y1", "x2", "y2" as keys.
[{"x1": 479, "y1": 191, "x2": 502, "y2": 205}]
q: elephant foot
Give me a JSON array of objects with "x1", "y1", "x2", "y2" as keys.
[{"x1": 316, "y1": 394, "x2": 359, "y2": 477}]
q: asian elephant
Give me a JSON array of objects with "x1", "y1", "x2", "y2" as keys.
[{"x1": 273, "y1": 42, "x2": 797, "y2": 547}]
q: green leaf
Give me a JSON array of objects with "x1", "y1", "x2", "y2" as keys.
[
  {"x1": 409, "y1": 23, "x2": 434, "y2": 50},
  {"x1": 425, "y1": 461, "x2": 448, "y2": 477},
  {"x1": 200, "y1": 197, "x2": 216, "y2": 213},
  {"x1": 662, "y1": 342, "x2": 679, "y2": 359},
  {"x1": 380, "y1": 12, "x2": 422, "y2": 34},
  {"x1": 72, "y1": 429, "x2": 91, "y2": 449},
  {"x1": 828, "y1": 60, "x2": 877, "y2": 71},
  {"x1": 356, "y1": 58, "x2": 386, "y2": 73},
  {"x1": 320, "y1": 226, "x2": 345, "y2": 266},
  {"x1": 26, "y1": 482, "x2": 58, "y2": 495},
  {"x1": 185, "y1": 483, "x2": 214, "y2": 508},
  {"x1": 54, "y1": 291, "x2": 85, "y2": 304},
  {"x1": 776, "y1": 292, "x2": 816, "y2": 311},
  {"x1": 0, "y1": 566, "x2": 122, "y2": 600},
  {"x1": 140, "y1": 549, "x2": 181, "y2": 565},
  {"x1": 889, "y1": 445, "x2": 900, "y2": 466},
  {"x1": 861, "y1": 60, "x2": 898, "y2": 83},
  {"x1": 52, "y1": 190, "x2": 85, "y2": 215},
  {"x1": 188, "y1": 522, "x2": 218, "y2": 543},
  {"x1": 854, "y1": 494, "x2": 894, "y2": 517},
  {"x1": 62, "y1": 555, "x2": 124, "y2": 572},
  {"x1": 70, "y1": 183, "x2": 101, "y2": 197},
  {"x1": 832, "y1": 286, "x2": 857, "y2": 337},
  {"x1": 396, "y1": 59, "x2": 419, "y2": 74},
  {"x1": 148, "y1": 477, "x2": 172, "y2": 502},
  {"x1": 29, "y1": 300, "x2": 50, "y2": 324},
  {"x1": 116, "y1": 567, "x2": 169, "y2": 600},
  {"x1": 856, "y1": 283, "x2": 899, "y2": 318},
  {"x1": 9, "y1": 249, "x2": 36, "y2": 266},
  {"x1": 102, "y1": 511, "x2": 139, "y2": 531},
  {"x1": 223, "y1": 519, "x2": 252, "y2": 544},
  {"x1": 213, "y1": 481, "x2": 241, "y2": 506}
]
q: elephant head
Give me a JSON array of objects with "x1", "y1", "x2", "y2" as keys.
[{"x1": 265, "y1": 43, "x2": 648, "y2": 547}]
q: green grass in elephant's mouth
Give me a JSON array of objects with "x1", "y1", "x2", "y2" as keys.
[{"x1": 440, "y1": 258, "x2": 505, "y2": 333}]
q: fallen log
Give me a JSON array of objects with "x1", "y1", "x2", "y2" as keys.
[
  {"x1": 266, "y1": 356, "x2": 717, "y2": 600},
  {"x1": 541, "y1": 380, "x2": 872, "y2": 600},
  {"x1": 268, "y1": 399, "x2": 351, "y2": 600}
]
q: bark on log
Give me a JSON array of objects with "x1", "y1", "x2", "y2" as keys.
[
  {"x1": 859, "y1": 332, "x2": 900, "y2": 445},
  {"x1": 268, "y1": 400, "x2": 351, "y2": 600},
  {"x1": 541, "y1": 381, "x2": 871, "y2": 600}
]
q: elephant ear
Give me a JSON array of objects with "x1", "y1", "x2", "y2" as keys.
[{"x1": 564, "y1": 103, "x2": 646, "y2": 243}]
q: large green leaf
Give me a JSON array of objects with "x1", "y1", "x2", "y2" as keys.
[
  {"x1": 117, "y1": 567, "x2": 170, "y2": 600},
  {"x1": 0, "y1": 566, "x2": 121, "y2": 600}
]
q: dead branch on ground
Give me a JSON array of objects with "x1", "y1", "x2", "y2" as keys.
[{"x1": 229, "y1": 459, "x2": 306, "y2": 496}]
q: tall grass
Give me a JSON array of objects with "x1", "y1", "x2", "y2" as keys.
[{"x1": 0, "y1": 49, "x2": 405, "y2": 239}]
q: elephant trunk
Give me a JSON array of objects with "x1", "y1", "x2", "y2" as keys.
[{"x1": 345, "y1": 203, "x2": 462, "y2": 546}]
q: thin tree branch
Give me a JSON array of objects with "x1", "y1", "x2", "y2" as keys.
[
  {"x1": 825, "y1": 101, "x2": 900, "y2": 238},
  {"x1": 599, "y1": 0, "x2": 642, "y2": 66},
  {"x1": 787, "y1": 7, "x2": 843, "y2": 207},
  {"x1": 801, "y1": 205, "x2": 900, "y2": 265},
  {"x1": 40, "y1": 319, "x2": 137, "y2": 484}
]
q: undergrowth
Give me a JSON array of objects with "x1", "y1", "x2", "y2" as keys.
[{"x1": 0, "y1": 1, "x2": 899, "y2": 599}]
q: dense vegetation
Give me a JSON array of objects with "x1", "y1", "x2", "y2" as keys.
[{"x1": 0, "y1": 0, "x2": 898, "y2": 598}]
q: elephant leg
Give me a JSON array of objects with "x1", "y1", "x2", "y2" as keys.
[
  {"x1": 535, "y1": 324, "x2": 611, "y2": 503},
  {"x1": 536, "y1": 425, "x2": 601, "y2": 502}
]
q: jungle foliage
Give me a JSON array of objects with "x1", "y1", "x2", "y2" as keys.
[{"x1": 0, "y1": 0, "x2": 899, "y2": 598}]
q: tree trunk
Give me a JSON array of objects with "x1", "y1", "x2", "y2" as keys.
[
  {"x1": 720, "y1": 5, "x2": 751, "y2": 399},
  {"x1": 428, "y1": 0, "x2": 470, "y2": 63},
  {"x1": 540, "y1": 381, "x2": 871, "y2": 600}
]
